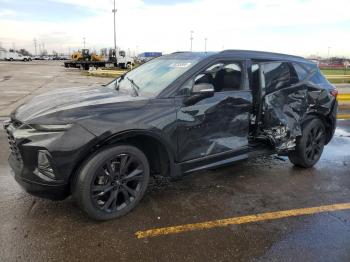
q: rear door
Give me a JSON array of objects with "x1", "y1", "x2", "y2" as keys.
[{"x1": 255, "y1": 61, "x2": 309, "y2": 150}]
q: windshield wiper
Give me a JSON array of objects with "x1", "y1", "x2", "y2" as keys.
[
  {"x1": 115, "y1": 74, "x2": 125, "y2": 91},
  {"x1": 126, "y1": 77, "x2": 140, "y2": 96}
]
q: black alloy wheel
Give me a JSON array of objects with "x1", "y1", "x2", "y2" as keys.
[
  {"x1": 91, "y1": 153, "x2": 145, "y2": 212},
  {"x1": 288, "y1": 118, "x2": 326, "y2": 168},
  {"x1": 305, "y1": 125, "x2": 324, "y2": 162},
  {"x1": 74, "y1": 145, "x2": 150, "y2": 220}
]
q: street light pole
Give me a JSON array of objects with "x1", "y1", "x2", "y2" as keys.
[
  {"x1": 112, "y1": 0, "x2": 117, "y2": 52},
  {"x1": 190, "y1": 30, "x2": 194, "y2": 52},
  {"x1": 328, "y1": 46, "x2": 331, "y2": 61},
  {"x1": 204, "y1": 38, "x2": 207, "y2": 53},
  {"x1": 83, "y1": 37, "x2": 86, "y2": 49},
  {"x1": 33, "y1": 38, "x2": 37, "y2": 56}
]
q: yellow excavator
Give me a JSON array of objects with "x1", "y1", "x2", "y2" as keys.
[{"x1": 71, "y1": 49, "x2": 104, "y2": 62}]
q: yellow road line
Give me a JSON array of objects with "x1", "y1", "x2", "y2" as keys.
[
  {"x1": 338, "y1": 94, "x2": 350, "y2": 101},
  {"x1": 337, "y1": 114, "x2": 350, "y2": 120},
  {"x1": 326, "y1": 75, "x2": 350, "y2": 79},
  {"x1": 135, "y1": 202, "x2": 350, "y2": 239}
]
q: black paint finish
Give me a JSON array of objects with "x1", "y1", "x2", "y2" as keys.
[{"x1": 3, "y1": 50, "x2": 337, "y2": 200}]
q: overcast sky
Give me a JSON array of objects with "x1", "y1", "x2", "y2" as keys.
[{"x1": 0, "y1": 0, "x2": 349, "y2": 57}]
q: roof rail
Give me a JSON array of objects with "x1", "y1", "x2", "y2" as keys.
[{"x1": 219, "y1": 49, "x2": 305, "y2": 60}]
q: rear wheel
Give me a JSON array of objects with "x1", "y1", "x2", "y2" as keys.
[
  {"x1": 288, "y1": 118, "x2": 326, "y2": 168},
  {"x1": 73, "y1": 145, "x2": 150, "y2": 220}
]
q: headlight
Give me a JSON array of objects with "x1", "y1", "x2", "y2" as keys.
[{"x1": 30, "y1": 124, "x2": 72, "y2": 132}]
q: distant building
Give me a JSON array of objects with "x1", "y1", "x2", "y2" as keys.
[
  {"x1": 344, "y1": 61, "x2": 350, "y2": 68},
  {"x1": 0, "y1": 47, "x2": 7, "y2": 60}
]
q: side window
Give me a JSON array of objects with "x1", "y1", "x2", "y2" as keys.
[
  {"x1": 177, "y1": 62, "x2": 243, "y2": 95},
  {"x1": 292, "y1": 63, "x2": 309, "y2": 82},
  {"x1": 213, "y1": 63, "x2": 242, "y2": 92},
  {"x1": 262, "y1": 62, "x2": 297, "y2": 93}
]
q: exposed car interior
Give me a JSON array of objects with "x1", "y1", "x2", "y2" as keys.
[{"x1": 194, "y1": 63, "x2": 242, "y2": 92}]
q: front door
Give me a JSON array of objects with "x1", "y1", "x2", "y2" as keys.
[{"x1": 176, "y1": 60, "x2": 253, "y2": 162}]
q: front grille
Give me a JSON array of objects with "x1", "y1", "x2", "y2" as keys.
[{"x1": 5, "y1": 123, "x2": 23, "y2": 162}]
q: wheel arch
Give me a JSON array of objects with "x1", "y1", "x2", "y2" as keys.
[
  {"x1": 70, "y1": 130, "x2": 176, "y2": 189},
  {"x1": 302, "y1": 112, "x2": 333, "y2": 144}
]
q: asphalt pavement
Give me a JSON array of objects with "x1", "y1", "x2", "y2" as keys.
[{"x1": 0, "y1": 61, "x2": 350, "y2": 262}]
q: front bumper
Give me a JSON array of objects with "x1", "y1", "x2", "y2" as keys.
[
  {"x1": 4, "y1": 119, "x2": 96, "y2": 200},
  {"x1": 8, "y1": 153, "x2": 69, "y2": 200}
]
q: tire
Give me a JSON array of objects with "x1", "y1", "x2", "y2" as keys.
[
  {"x1": 288, "y1": 118, "x2": 326, "y2": 168},
  {"x1": 73, "y1": 145, "x2": 150, "y2": 220}
]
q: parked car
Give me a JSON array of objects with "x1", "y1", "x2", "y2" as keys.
[
  {"x1": 5, "y1": 52, "x2": 32, "y2": 61},
  {"x1": 4, "y1": 50, "x2": 338, "y2": 220}
]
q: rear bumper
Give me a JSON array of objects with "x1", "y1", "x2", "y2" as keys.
[{"x1": 9, "y1": 154, "x2": 69, "y2": 200}]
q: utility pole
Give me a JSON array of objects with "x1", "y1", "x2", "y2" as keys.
[
  {"x1": 112, "y1": 0, "x2": 117, "y2": 52},
  {"x1": 33, "y1": 38, "x2": 37, "y2": 56},
  {"x1": 83, "y1": 38, "x2": 86, "y2": 49},
  {"x1": 190, "y1": 30, "x2": 194, "y2": 51},
  {"x1": 204, "y1": 38, "x2": 207, "y2": 53}
]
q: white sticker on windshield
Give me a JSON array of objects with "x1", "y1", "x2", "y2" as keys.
[{"x1": 169, "y1": 62, "x2": 192, "y2": 68}]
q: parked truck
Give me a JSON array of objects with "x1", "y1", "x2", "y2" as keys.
[
  {"x1": 5, "y1": 51, "x2": 32, "y2": 61},
  {"x1": 64, "y1": 48, "x2": 134, "y2": 70}
]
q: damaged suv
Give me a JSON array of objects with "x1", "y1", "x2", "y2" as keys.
[{"x1": 4, "y1": 50, "x2": 337, "y2": 220}]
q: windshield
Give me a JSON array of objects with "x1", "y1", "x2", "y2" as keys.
[{"x1": 108, "y1": 57, "x2": 202, "y2": 97}]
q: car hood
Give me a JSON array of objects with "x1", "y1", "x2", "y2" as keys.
[{"x1": 12, "y1": 86, "x2": 147, "y2": 123}]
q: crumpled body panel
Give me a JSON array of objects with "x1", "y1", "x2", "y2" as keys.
[{"x1": 261, "y1": 84, "x2": 335, "y2": 152}]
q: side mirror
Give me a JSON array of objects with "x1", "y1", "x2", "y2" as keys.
[{"x1": 192, "y1": 83, "x2": 214, "y2": 94}]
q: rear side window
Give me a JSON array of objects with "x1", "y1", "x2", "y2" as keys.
[
  {"x1": 261, "y1": 62, "x2": 298, "y2": 93},
  {"x1": 310, "y1": 70, "x2": 330, "y2": 86},
  {"x1": 292, "y1": 63, "x2": 309, "y2": 81}
]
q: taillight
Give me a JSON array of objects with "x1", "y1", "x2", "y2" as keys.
[{"x1": 330, "y1": 89, "x2": 338, "y2": 98}]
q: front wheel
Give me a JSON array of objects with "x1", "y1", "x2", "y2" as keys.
[
  {"x1": 73, "y1": 145, "x2": 150, "y2": 220},
  {"x1": 288, "y1": 118, "x2": 326, "y2": 168}
]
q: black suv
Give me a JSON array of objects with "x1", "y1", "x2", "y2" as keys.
[{"x1": 4, "y1": 50, "x2": 337, "y2": 220}]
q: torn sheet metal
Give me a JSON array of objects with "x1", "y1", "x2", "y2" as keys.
[{"x1": 261, "y1": 85, "x2": 333, "y2": 152}]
